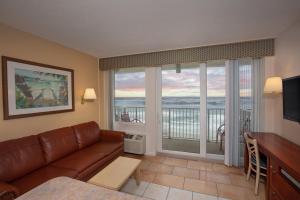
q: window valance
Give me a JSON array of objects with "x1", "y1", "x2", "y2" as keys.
[{"x1": 99, "y1": 39, "x2": 274, "y2": 70}]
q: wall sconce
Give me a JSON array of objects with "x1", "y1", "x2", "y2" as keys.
[
  {"x1": 81, "y1": 88, "x2": 97, "y2": 104},
  {"x1": 264, "y1": 76, "x2": 282, "y2": 95}
]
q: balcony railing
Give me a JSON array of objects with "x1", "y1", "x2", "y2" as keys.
[
  {"x1": 162, "y1": 107, "x2": 200, "y2": 140},
  {"x1": 115, "y1": 106, "x2": 251, "y2": 142}
]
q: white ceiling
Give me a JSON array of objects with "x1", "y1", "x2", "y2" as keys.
[{"x1": 1, "y1": 0, "x2": 300, "y2": 58}]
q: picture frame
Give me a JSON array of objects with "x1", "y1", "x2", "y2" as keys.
[{"x1": 2, "y1": 56, "x2": 74, "y2": 120}]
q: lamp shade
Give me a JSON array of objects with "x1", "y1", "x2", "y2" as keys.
[
  {"x1": 83, "y1": 88, "x2": 97, "y2": 100},
  {"x1": 264, "y1": 77, "x2": 282, "y2": 94}
]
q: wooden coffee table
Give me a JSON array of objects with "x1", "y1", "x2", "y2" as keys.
[{"x1": 88, "y1": 156, "x2": 141, "y2": 191}]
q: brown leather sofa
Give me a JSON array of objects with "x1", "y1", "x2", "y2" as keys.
[{"x1": 0, "y1": 121, "x2": 125, "y2": 198}]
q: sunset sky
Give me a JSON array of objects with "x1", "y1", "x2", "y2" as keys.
[{"x1": 114, "y1": 66, "x2": 251, "y2": 97}]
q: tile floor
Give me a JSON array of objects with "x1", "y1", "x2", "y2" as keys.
[{"x1": 121, "y1": 154, "x2": 266, "y2": 200}]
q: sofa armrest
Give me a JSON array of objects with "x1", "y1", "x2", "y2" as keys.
[
  {"x1": 100, "y1": 130, "x2": 125, "y2": 142},
  {"x1": 0, "y1": 182, "x2": 19, "y2": 199}
]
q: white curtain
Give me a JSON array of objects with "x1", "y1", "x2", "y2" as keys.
[
  {"x1": 225, "y1": 58, "x2": 265, "y2": 167},
  {"x1": 252, "y1": 59, "x2": 265, "y2": 132},
  {"x1": 225, "y1": 60, "x2": 240, "y2": 166},
  {"x1": 100, "y1": 70, "x2": 113, "y2": 129}
]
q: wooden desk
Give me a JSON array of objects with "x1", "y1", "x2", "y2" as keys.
[{"x1": 244, "y1": 132, "x2": 300, "y2": 200}]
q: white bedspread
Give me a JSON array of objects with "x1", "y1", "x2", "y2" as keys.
[{"x1": 16, "y1": 177, "x2": 142, "y2": 200}]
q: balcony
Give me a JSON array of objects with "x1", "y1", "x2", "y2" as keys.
[{"x1": 115, "y1": 106, "x2": 251, "y2": 155}]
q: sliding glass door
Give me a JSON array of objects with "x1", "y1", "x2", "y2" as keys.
[
  {"x1": 206, "y1": 61, "x2": 226, "y2": 155},
  {"x1": 159, "y1": 62, "x2": 227, "y2": 157},
  {"x1": 161, "y1": 64, "x2": 201, "y2": 154}
]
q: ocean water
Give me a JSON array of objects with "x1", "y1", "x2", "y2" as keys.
[
  {"x1": 115, "y1": 96, "x2": 252, "y2": 109},
  {"x1": 114, "y1": 97, "x2": 252, "y2": 140}
]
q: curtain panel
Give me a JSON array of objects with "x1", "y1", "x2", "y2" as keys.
[
  {"x1": 99, "y1": 39, "x2": 274, "y2": 70},
  {"x1": 252, "y1": 59, "x2": 265, "y2": 132},
  {"x1": 225, "y1": 60, "x2": 240, "y2": 166},
  {"x1": 225, "y1": 58, "x2": 265, "y2": 167}
]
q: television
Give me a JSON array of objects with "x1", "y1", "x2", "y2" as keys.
[{"x1": 283, "y1": 76, "x2": 300, "y2": 123}]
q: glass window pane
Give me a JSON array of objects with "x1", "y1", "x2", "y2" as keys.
[
  {"x1": 114, "y1": 67, "x2": 145, "y2": 123},
  {"x1": 161, "y1": 64, "x2": 200, "y2": 154},
  {"x1": 206, "y1": 61, "x2": 226, "y2": 155}
]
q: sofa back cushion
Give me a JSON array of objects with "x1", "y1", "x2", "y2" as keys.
[
  {"x1": 0, "y1": 135, "x2": 45, "y2": 182},
  {"x1": 72, "y1": 121, "x2": 100, "y2": 149},
  {"x1": 39, "y1": 127, "x2": 78, "y2": 163}
]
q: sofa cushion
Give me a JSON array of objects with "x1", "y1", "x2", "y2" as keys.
[
  {"x1": 86, "y1": 141, "x2": 123, "y2": 156},
  {"x1": 76, "y1": 147, "x2": 124, "y2": 181},
  {"x1": 72, "y1": 121, "x2": 101, "y2": 149},
  {"x1": 51, "y1": 148, "x2": 106, "y2": 172},
  {"x1": 0, "y1": 135, "x2": 45, "y2": 182},
  {"x1": 39, "y1": 127, "x2": 78, "y2": 163},
  {"x1": 12, "y1": 166, "x2": 78, "y2": 194}
]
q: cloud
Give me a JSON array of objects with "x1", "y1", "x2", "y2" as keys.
[
  {"x1": 114, "y1": 72, "x2": 145, "y2": 95},
  {"x1": 207, "y1": 67, "x2": 226, "y2": 96},
  {"x1": 114, "y1": 66, "x2": 251, "y2": 97},
  {"x1": 162, "y1": 69, "x2": 200, "y2": 91}
]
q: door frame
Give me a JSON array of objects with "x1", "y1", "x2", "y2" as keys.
[
  {"x1": 111, "y1": 64, "x2": 226, "y2": 160},
  {"x1": 156, "y1": 63, "x2": 225, "y2": 160}
]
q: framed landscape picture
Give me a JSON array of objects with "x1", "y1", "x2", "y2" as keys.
[{"x1": 2, "y1": 56, "x2": 74, "y2": 120}]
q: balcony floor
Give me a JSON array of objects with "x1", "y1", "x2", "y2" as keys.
[{"x1": 162, "y1": 138, "x2": 224, "y2": 155}]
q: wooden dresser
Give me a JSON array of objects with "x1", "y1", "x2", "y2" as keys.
[{"x1": 244, "y1": 132, "x2": 300, "y2": 200}]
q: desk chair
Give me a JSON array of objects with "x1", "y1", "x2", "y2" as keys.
[{"x1": 244, "y1": 132, "x2": 267, "y2": 195}]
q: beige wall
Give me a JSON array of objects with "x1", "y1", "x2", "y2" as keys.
[
  {"x1": 0, "y1": 23, "x2": 100, "y2": 141},
  {"x1": 272, "y1": 20, "x2": 300, "y2": 144}
]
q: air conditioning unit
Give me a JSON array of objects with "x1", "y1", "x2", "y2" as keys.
[{"x1": 124, "y1": 133, "x2": 146, "y2": 155}]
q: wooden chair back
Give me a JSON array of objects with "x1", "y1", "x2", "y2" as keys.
[{"x1": 244, "y1": 132, "x2": 260, "y2": 168}]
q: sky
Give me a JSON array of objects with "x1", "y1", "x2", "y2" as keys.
[
  {"x1": 114, "y1": 66, "x2": 251, "y2": 98},
  {"x1": 115, "y1": 70, "x2": 146, "y2": 97}
]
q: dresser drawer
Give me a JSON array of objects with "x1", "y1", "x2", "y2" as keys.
[{"x1": 270, "y1": 159, "x2": 300, "y2": 200}]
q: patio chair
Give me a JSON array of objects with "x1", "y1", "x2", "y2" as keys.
[
  {"x1": 216, "y1": 124, "x2": 225, "y2": 151},
  {"x1": 121, "y1": 113, "x2": 143, "y2": 123}
]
